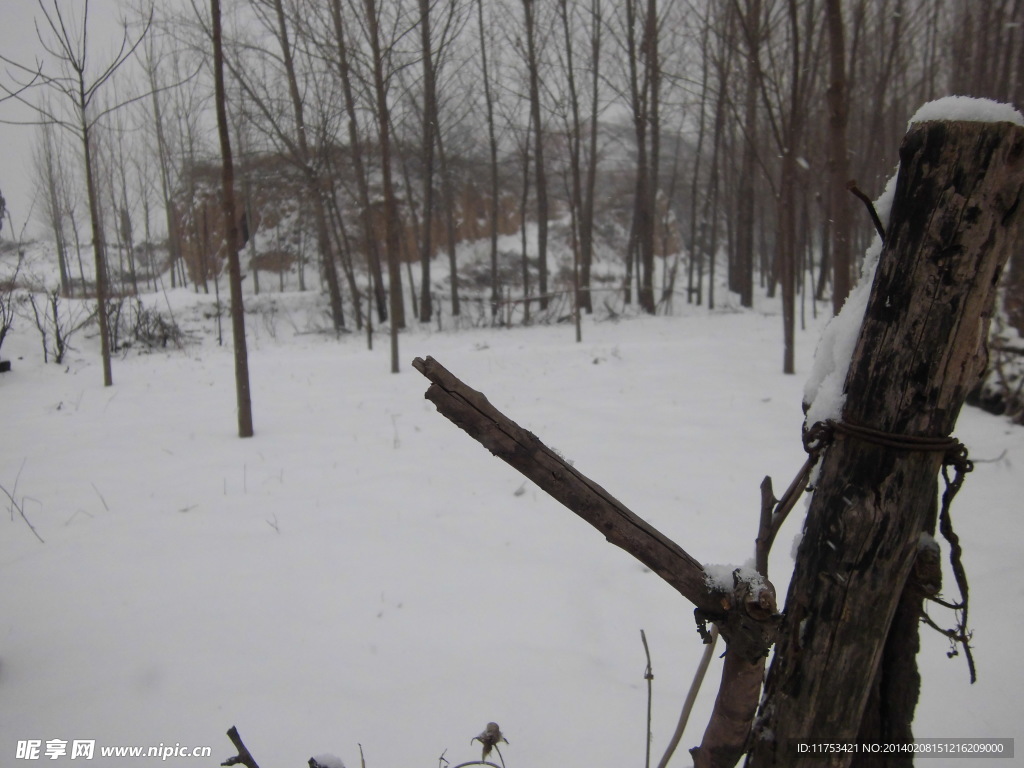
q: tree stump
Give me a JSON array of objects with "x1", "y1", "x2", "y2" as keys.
[{"x1": 747, "y1": 119, "x2": 1024, "y2": 767}]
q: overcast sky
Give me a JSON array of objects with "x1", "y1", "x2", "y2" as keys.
[{"x1": 0, "y1": 0, "x2": 140, "y2": 239}]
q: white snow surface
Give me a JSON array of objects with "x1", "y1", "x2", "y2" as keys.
[
  {"x1": 909, "y1": 96, "x2": 1024, "y2": 127},
  {"x1": 1, "y1": 279, "x2": 1022, "y2": 766}
]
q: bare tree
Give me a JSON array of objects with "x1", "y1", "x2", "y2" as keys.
[
  {"x1": 211, "y1": 0, "x2": 254, "y2": 438},
  {"x1": 824, "y1": 0, "x2": 851, "y2": 313},
  {"x1": 614, "y1": 0, "x2": 660, "y2": 312},
  {"x1": 327, "y1": 0, "x2": 388, "y2": 324},
  {"x1": 416, "y1": 0, "x2": 439, "y2": 322},
  {"x1": 139, "y1": 25, "x2": 185, "y2": 290},
  {"x1": 579, "y1": 0, "x2": 603, "y2": 315},
  {"x1": 0, "y1": 0, "x2": 154, "y2": 387},
  {"x1": 732, "y1": 0, "x2": 760, "y2": 308},
  {"x1": 474, "y1": 0, "x2": 501, "y2": 319},
  {"x1": 222, "y1": 0, "x2": 346, "y2": 330},
  {"x1": 522, "y1": 0, "x2": 550, "y2": 310},
  {"x1": 33, "y1": 116, "x2": 73, "y2": 297},
  {"x1": 0, "y1": 236, "x2": 21, "y2": 363},
  {"x1": 363, "y1": 0, "x2": 406, "y2": 371}
]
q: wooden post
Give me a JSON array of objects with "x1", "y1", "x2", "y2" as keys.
[{"x1": 748, "y1": 119, "x2": 1024, "y2": 767}]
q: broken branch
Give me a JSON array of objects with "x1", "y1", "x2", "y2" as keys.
[
  {"x1": 413, "y1": 355, "x2": 715, "y2": 613},
  {"x1": 221, "y1": 726, "x2": 260, "y2": 768},
  {"x1": 413, "y1": 355, "x2": 780, "y2": 666}
]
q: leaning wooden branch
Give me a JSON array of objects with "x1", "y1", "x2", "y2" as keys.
[
  {"x1": 221, "y1": 726, "x2": 260, "y2": 768},
  {"x1": 413, "y1": 355, "x2": 782, "y2": 766},
  {"x1": 413, "y1": 356, "x2": 719, "y2": 602}
]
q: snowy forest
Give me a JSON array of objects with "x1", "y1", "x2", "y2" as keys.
[
  {"x1": 2, "y1": 1, "x2": 1024, "y2": 767},
  {"x1": 0, "y1": 0, "x2": 1022, "y2": 382}
]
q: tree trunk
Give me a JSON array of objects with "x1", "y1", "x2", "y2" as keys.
[
  {"x1": 82, "y1": 121, "x2": 113, "y2": 387},
  {"x1": 748, "y1": 119, "x2": 1024, "y2": 767},
  {"x1": 778, "y1": 149, "x2": 798, "y2": 375},
  {"x1": 212, "y1": 0, "x2": 254, "y2": 439},
  {"x1": 579, "y1": 0, "x2": 601, "y2": 315},
  {"x1": 418, "y1": 0, "x2": 437, "y2": 323},
  {"x1": 435, "y1": 128, "x2": 461, "y2": 318},
  {"x1": 825, "y1": 0, "x2": 852, "y2": 314},
  {"x1": 639, "y1": 0, "x2": 660, "y2": 314},
  {"x1": 330, "y1": 0, "x2": 387, "y2": 324},
  {"x1": 365, "y1": 0, "x2": 405, "y2": 371},
  {"x1": 476, "y1": 0, "x2": 501, "y2": 319},
  {"x1": 523, "y1": 0, "x2": 549, "y2": 310},
  {"x1": 735, "y1": 0, "x2": 759, "y2": 308},
  {"x1": 270, "y1": 0, "x2": 344, "y2": 331},
  {"x1": 558, "y1": 0, "x2": 584, "y2": 328}
]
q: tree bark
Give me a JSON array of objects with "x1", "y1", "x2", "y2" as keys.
[{"x1": 748, "y1": 119, "x2": 1024, "y2": 767}]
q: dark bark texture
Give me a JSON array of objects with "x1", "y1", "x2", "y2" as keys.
[{"x1": 747, "y1": 119, "x2": 1024, "y2": 767}]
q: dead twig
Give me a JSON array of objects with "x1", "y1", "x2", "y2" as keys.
[
  {"x1": 847, "y1": 180, "x2": 886, "y2": 240},
  {"x1": 3, "y1": 459, "x2": 44, "y2": 543}
]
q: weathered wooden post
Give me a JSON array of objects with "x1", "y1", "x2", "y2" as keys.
[{"x1": 747, "y1": 116, "x2": 1024, "y2": 767}]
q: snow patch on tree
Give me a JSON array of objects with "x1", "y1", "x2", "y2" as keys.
[
  {"x1": 909, "y1": 96, "x2": 1024, "y2": 127},
  {"x1": 704, "y1": 561, "x2": 766, "y2": 593},
  {"x1": 803, "y1": 172, "x2": 898, "y2": 426}
]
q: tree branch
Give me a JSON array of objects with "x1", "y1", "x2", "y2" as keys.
[
  {"x1": 413, "y1": 355, "x2": 715, "y2": 610},
  {"x1": 413, "y1": 356, "x2": 780, "y2": 661},
  {"x1": 221, "y1": 726, "x2": 260, "y2": 768}
]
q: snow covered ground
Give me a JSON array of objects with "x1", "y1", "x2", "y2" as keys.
[{"x1": 1, "y1": 283, "x2": 1021, "y2": 766}]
